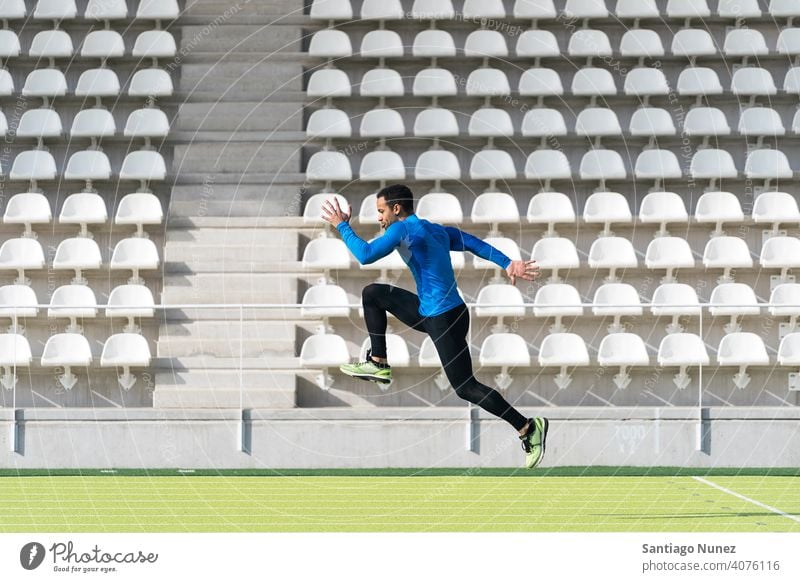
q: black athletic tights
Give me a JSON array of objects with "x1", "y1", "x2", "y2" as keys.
[{"x1": 362, "y1": 283, "x2": 528, "y2": 432}]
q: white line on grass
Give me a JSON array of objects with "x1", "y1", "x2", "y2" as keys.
[{"x1": 692, "y1": 476, "x2": 800, "y2": 524}]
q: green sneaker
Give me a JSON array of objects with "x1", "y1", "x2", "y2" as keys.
[
  {"x1": 520, "y1": 417, "x2": 549, "y2": 469},
  {"x1": 339, "y1": 351, "x2": 392, "y2": 384}
]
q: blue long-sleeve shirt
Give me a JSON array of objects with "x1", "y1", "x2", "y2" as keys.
[{"x1": 337, "y1": 214, "x2": 511, "y2": 317}]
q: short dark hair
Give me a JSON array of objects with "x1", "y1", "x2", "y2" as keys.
[{"x1": 377, "y1": 184, "x2": 414, "y2": 214}]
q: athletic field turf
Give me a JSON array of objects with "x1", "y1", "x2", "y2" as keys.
[{"x1": 1, "y1": 469, "x2": 799, "y2": 533}]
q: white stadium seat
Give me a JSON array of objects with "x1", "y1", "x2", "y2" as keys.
[
  {"x1": 538, "y1": 333, "x2": 589, "y2": 390},
  {"x1": 306, "y1": 108, "x2": 351, "y2": 139},
  {"x1": 136, "y1": 0, "x2": 180, "y2": 20},
  {"x1": 53, "y1": 238, "x2": 102, "y2": 283},
  {"x1": 770, "y1": 284, "x2": 800, "y2": 334},
  {"x1": 525, "y1": 150, "x2": 572, "y2": 189},
  {"x1": 522, "y1": 108, "x2": 567, "y2": 138},
  {"x1": 360, "y1": 30, "x2": 403, "y2": 58},
  {"x1": 0, "y1": 238, "x2": 45, "y2": 284},
  {"x1": 666, "y1": 0, "x2": 710, "y2": 19},
  {"x1": 310, "y1": 0, "x2": 352, "y2": 20},
  {"x1": 629, "y1": 108, "x2": 676, "y2": 137},
  {"x1": 359, "y1": 151, "x2": 405, "y2": 181},
  {"x1": 358, "y1": 194, "x2": 378, "y2": 225},
  {"x1": 301, "y1": 284, "x2": 351, "y2": 319},
  {"x1": 645, "y1": 237, "x2": 695, "y2": 282},
  {"x1": 77, "y1": 69, "x2": 121, "y2": 98},
  {"x1": 717, "y1": 333, "x2": 769, "y2": 389},
  {"x1": 418, "y1": 336, "x2": 442, "y2": 368},
  {"x1": 59, "y1": 193, "x2": 107, "y2": 237},
  {"x1": 81, "y1": 30, "x2": 125, "y2": 59},
  {"x1": 416, "y1": 193, "x2": 463, "y2": 224},
  {"x1": 564, "y1": 0, "x2": 607, "y2": 18},
  {"x1": 110, "y1": 238, "x2": 160, "y2": 284},
  {"x1": 583, "y1": 191, "x2": 632, "y2": 236},
  {"x1": 516, "y1": 30, "x2": 559, "y2": 58},
  {"x1": 309, "y1": 30, "x2": 352, "y2": 59},
  {"x1": 785, "y1": 68, "x2": 800, "y2": 95},
  {"x1": 475, "y1": 284, "x2": 525, "y2": 320},
  {"x1": 471, "y1": 192, "x2": 519, "y2": 231},
  {"x1": 709, "y1": 283, "x2": 759, "y2": 333},
  {"x1": 34, "y1": 0, "x2": 77, "y2": 20},
  {"x1": 617, "y1": 0, "x2": 658, "y2": 19},
  {"x1": 307, "y1": 69, "x2": 351, "y2": 99},
  {"x1": 745, "y1": 150, "x2": 793, "y2": 182},
  {"x1": 624, "y1": 68, "x2": 670, "y2": 97},
  {"x1": 527, "y1": 192, "x2": 576, "y2": 237},
  {"x1": 777, "y1": 29, "x2": 800, "y2": 56},
  {"x1": 719, "y1": 0, "x2": 760, "y2": 18},
  {"x1": 519, "y1": 68, "x2": 564, "y2": 97},
  {"x1": 465, "y1": 0, "x2": 506, "y2": 18},
  {"x1": 17, "y1": 108, "x2": 62, "y2": 139},
  {"x1": 413, "y1": 68, "x2": 457, "y2": 97},
  {"x1": 738, "y1": 108, "x2": 785, "y2": 138},
  {"x1": 732, "y1": 68, "x2": 777, "y2": 97},
  {"x1": 22, "y1": 69, "x2": 67, "y2": 99},
  {"x1": 101, "y1": 334, "x2": 152, "y2": 390},
  {"x1": 29, "y1": 30, "x2": 73, "y2": 58},
  {"x1": 3, "y1": 193, "x2": 51, "y2": 237},
  {"x1": 657, "y1": 333, "x2": 709, "y2": 389},
  {"x1": 690, "y1": 150, "x2": 738, "y2": 183},
  {"x1": 469, "y1": 150, "x2": 516, "y2": 181},
  {"x1": 413, "y1": 108, "x2": 459, "y2": 137},
  {"x1": 575, "y1": 108, "x2": 622, "y2": 138},
  {"x1": 0, "y1": 0, "x2": 25, "y2": 19},
  {"x1": 532, "y1": 237, "x2": 580, "y2": 281},
  {"x1": 414, "y1": 150, "x2": 461, "y2": 183},
  {"x1": 306, "y1": 151, "x2": 352, "y2": 182},
  {"x1": 568, "y1": 30, "x2": 612, "y2": 58},
  {"x1": 473, "y1": 237, "x2": 521, "y2": 270},
  {"x1": 300, "y1": 333, "x2": 349, "y2": 368},
  {"x1": 571, "y1": 68, "x2": 617, "y2": 96},
  {"x1": 128, "y1": 69, "x2": 173, "y2": 97},
  {"x1": 778, "y1": 333, "x2": 800, "y2": 372},
  {"x1": 752, "y1": 192, "x2": 800, "y2": 233},
  {"x1": 620, "y1": 30, "x2": 664, "y2": 59},
  {"x1": 0, "y1": 71, "x2": 13, "y2": 95},
  {"x1": 64, "y1": 151, "x2": 112, "y2": 183},
  {"x1": 724, "y1": 29, "x2": 768, "y2": 58},
  {"x1": 71, "y1": 109, "x2": 116, "y2": 138},
  {"x1": 635, "y1": 150, "x2": 682, "y2": 183},
  {"x1": 589, "y1": 237, "x2": 637, "y2": 281},
  {"x1": 302, "y1": 193, "x2": 350, "y2": 227},
  {"x1": 0, "y1": 334, "x2": 32, "y2": 386},
  {"x1": 533, "y1": 283, "x2": 583, "y2": 333},
  {"x1": 672, "y1": 29, "x2": 716, "y2": 58},
  {"x1": 10, "y1": 150, "x2": 57, "y2": 182},
  {"x1": 41, "y1": 333, "x2": 92, "y2": 390},
  {"x1": 639, "y1": 192, "x2": 688, "y2": 237},
  {"x1": 412, "y1": 30, "x2": 456, "y2": 58},
  {"x1": 360, "y1": 108, "x2": 405, "y2": 138},
  {"x1": 597, "y1": 333, "x2": 650, "y2": 389},
  {"x1": 124, "y1": 108, "x2": 170, "y2": 139},
  {"x1": 464, "y1": 30, "x2": 508, "y2": 58},
  {"x1": 695, "y1": 191, "x2": 744, "y2": 236},
  {"x1": 677, "y1": 67, "x2": 723, "y2": 97},
  {"x1": 466, "y1": 69, "x2": 511, "y2": 97},
  {"x1": 468, "y1": 108, "x2": 513, "y2": 137},
  {"x1": 86, "y1": 0, "x2": 128, "y2": 20},
  {"x1": 592, "y1": 283, "x2": 642, "y2": 333},
  {"x1": 411, "y1": 0, "x2": 455, "y2": 20},
  {"x1": 0, "y1": 29, "x2": 20, "y2": 57},
  {"x1": 359, "y1": 334, "x2": 409, "y2": 367},
  {"x1": 133, "y1": 31, "x2": 177, "y2": 59},
  {"x1": 360, "y1": 68, "x2": 404, "y2": 98},
  {"x1": 48, "y1": 285, "x2": 98, "y2": 324},
  {"x1": 760, "y1": 236, "x2": 800, "y2": 280},
  {"x1": 302, "y1": 238, "x2": 351, "y2": 270},
  {"x1": 513, "y1": 0, "x2": 556, "y2": 20},
  {"x1": 479, "y1": 333, "x2": 530, "y2": 390},
  {"x1": 772, "y1": 0, "x2": 800, "y2": 19},
  {"x1": 651, "y1": 283, "x2": 701, "y2": 333},
  {"x1": 0, "y1": 285, "x2": 38, "y2": 330},
  {"x1": 579, "y1": 149, "x2": 627, "y2": 183},
  {"x1": 703, "y1": 236, "x2": 753, "y2": 282},
  {"x1": 360, "y1": 0, "x2": 403, "y2": 20},
  {"x1": 120, "y1": 151, "x2": 167, "y2": 184},
  {"x1": 106, "y1": 284, "x2": 156, "y2": 329}
]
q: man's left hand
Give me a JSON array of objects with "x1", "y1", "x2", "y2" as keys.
[{"x1": 506, "y1": 260, "x2": 540, "y2": 285}]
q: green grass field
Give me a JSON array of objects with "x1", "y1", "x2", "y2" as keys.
[{"x1": 1, "y1": 469, "x2": 799, "y2": 532}]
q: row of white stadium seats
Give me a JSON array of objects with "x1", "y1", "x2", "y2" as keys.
[
  {"x1": 0, "y1": 237, "x2": 159, "y2": 283},
  {"x1": 308, "y1": 106, "x2": 800, "y2": 139},
  {"x1": 0, "y1": 0, "x2": 179, "y2": 21},
  {"x1": 301, "y1": 281, "x2": 800, "y2": 323},
  {"x1": 310, "y1": 0, "x2": 799, "y2": 21},
  {"x1": 299, "y1": 330, "x2": 800, "y2": 390},
  {"x1": 0, "y1": 108, "x2": 169, "y2": 140},
  {"x1": 3, "y1": 192, "x2": 163, "y2": 238},
  {"x1": 305, "y1": 191, "x2": 800, "y2": 236},
  {"x1": 0, "y1": 30, "x2": 177, "y2": 60},
  {"x1": 301, "y1": 234, "x2": 800, "y2": 281},
  {"x1": 0, "y1": 332, "x2": 151, "y2": 391},
  {"x1": 310, "y1": 27, "x2": 800, "y2": 60},
  {"x1": 0, "y1": 150, "x2": 166, "y2": 183},
  {"x1": 308, "y1": 66, "x2": 800, "y2": 99},
  {"x1": 306, "y1": 148, "x2": 795, "y2": 184},
  {"x1": 0, "y1": 67, "x2": 173, "y2": 98}
]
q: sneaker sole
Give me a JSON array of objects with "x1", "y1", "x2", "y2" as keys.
[
  {"x1": 535, "y1": 417, "x2": 550, "y2": 468},
  {"x1": 340, "y1": 369, "x2": 392, "y2": 384}
]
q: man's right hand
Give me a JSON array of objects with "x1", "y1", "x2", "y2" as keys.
[
  {"x1": 321, "y1": 197, "x2": 351, "y2": 227},
  {"x1": 505, "y1": 260, "x2": 540, "y2": 285}
]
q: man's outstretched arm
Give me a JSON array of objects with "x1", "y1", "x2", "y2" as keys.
[
  {"x1": 446, "y1": 226, "x2": 539, "y2": 284},
  {"x1": 321, "y1": 197, "x2": 401, "y2": 264}
]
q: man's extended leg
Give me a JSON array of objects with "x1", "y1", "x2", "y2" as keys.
[
  {"x1": 340, "y1": 284, "x2": 426, "y2": 383},
  {"x1": 425, "y1": 303, "x2": 548, "y2": 468}
]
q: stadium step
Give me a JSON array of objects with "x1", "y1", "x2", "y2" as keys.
[
  {"x1": 172, "y1": 142, "x2": 301, "y2": 174},
  {"x1": 154, "y1": 369, "x2": 296, "y2": 409},
  {"x1": 157, "y1": 321, "x2": 296, "y2": 358},
  {"x1": 180, "y1": 24, "x2": 300, "y2": 53},
  {"x1": 164, "y1": 242, "x2": 297, "y2": 268},
  {"x1": 162, "y1": 273, "x2": 297, "y2": 304},
  {"x1": 184, "y1": 0, "x2": 300, "y2": 18},
  {"x1": 179, "y1": 61, "x2": 301, "y2": 98},
  {"x1": 177, "y1": 102, "x2": 302, "y2": 132}
]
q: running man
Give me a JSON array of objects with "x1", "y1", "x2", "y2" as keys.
[{"x1": 321, "y1": 184, "x2": 549, "y2": 468}]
